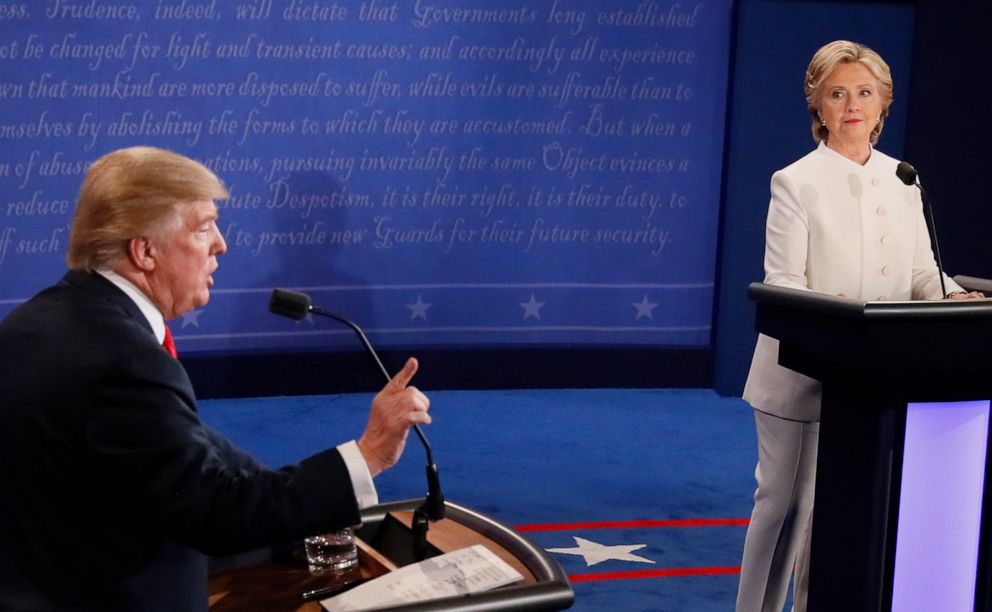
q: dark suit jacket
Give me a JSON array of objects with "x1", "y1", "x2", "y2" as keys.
[{"x1": 0, "y1": 270, "x2": 361, "y2": 611}]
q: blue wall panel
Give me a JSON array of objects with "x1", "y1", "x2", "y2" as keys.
[{"x1": 0, "y1": 1, "x2": 732, "y2": 355}]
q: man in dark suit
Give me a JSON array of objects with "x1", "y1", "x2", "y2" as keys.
[{"x1": 0, "y1": 147, "x2": 431, "y2": 610}]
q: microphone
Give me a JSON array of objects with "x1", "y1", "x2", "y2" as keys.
[
  {"x1": 268, "y1": 289, "x2": 446, "y2": 529},
  {"x1": 895, "y1": 161, "x2": 918, "y2": 186},
  {"x1": 268, "y1": 288, "x2": 312, "y2": 321},
  {"x1": 896, "y1": 161, "x2": 947, "y2": 298}
]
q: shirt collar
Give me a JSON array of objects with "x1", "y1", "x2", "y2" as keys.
[
  {"x1": 816, "y1": 139, "x2": 877, "y2": 169},
  {"x1": 95, "y1": 269, "x2": 166, "y2": 343}
]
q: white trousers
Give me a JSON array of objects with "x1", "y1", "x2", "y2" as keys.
[{"x1": 735, "y1": 410, "x2": 819, "y2": 612}]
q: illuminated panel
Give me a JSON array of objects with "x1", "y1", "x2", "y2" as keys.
[{"x1": 892, "y1": 400, "x2": 990, "y2": 611}]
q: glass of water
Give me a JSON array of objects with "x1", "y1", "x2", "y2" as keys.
[{"x1": 304, "y1": 527, "x2": 359, "y2": 574}]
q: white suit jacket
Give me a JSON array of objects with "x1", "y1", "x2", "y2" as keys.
[{"x1": 743, "y1": 142, "x2": 961, "y2": 421}]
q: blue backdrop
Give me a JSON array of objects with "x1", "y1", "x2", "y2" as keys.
[{"x1": 0, "y1": 0, "x2": 732, "y2": 353}]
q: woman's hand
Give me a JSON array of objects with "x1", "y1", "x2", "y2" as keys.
[{"x1": 946, "y1": 291, "x2": 986, "y2": 300}]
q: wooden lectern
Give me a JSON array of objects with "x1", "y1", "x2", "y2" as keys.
[
  {"x1": 208, "y1": 498, "x2": 574, "y2": 611},
  {"x1": 748, "y1": 279, "x2": 992, "y2": 612}
]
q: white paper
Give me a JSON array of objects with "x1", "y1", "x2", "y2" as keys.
[{"x1": 321, "y1": 544, "x2": 524, "y2": 611}]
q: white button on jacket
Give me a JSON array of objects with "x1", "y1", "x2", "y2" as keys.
[{"x1": 743, "y1": 142, "x2": 961, "y2": 421}]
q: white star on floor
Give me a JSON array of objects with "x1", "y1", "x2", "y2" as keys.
[
  {"x1": 632, "y1": 294, "x2": 658, "y2": 320},
  {"x1": 519, "y1": 294, "x2": 546, "y2": 320},
  {"x1": 547, "y1": 536, "x2": 655, "y2": 567},
  {"x1": 181, "y1": 309, "x2": 203, "y2": 328},
  {"x1": 406, "y1": 295, "x2": 432, "y2": 320}
]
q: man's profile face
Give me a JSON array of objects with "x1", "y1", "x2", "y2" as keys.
[{"x1": 148, "y1": 199, "x2": 226, "y2": 320}]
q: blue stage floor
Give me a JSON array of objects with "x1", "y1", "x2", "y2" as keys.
[{"x1": 201, "y1": 388, "x2": 757, "y2": 611}]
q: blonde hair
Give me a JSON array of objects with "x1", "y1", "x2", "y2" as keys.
[
  {"x1": 66, "y1": 146, "x2": 228, "y2": 270},
  {"x1": 804, "y1": 40, "x2": 894, "y2": 144}
]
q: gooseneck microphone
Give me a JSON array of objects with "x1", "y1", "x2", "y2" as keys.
[
  {"x1": 897, "y1": 161, "x2": 947, "y2": 298},
  {"x1": 269, "y1": 288, "x2": 445, "y2": 559},
  {"x1": 895, "y1": 160, "x2": 918, "y2": 187}
]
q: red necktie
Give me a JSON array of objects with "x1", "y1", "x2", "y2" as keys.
[{"x1": 162, "y1": 325, "x2": 178, "y2": 359}]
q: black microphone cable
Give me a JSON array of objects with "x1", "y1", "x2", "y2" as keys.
[
  {"x1": 897, "y1": 161, "x2": 947, "y2": 298},
  {"x1": 268, "y1": 288, "x2": 445, "y2": 523}
]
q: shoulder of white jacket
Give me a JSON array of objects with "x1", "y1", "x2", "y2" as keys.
[{"x1": 776, "y1": 145, "x2": 830, "y2": 177}]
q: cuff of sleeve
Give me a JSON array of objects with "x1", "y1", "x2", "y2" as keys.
[
  {"x1": 338, "y1": 440, "x2": 378, "y2": 510},
  {"x1": 943, "y1": 275, "x2": 964, "y2": 297}
]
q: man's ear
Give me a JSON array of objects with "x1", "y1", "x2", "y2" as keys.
[{"x1": 126, "y1": 236, "x2": 157, "y2": 272}]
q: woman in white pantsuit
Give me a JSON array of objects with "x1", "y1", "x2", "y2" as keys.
[{"x1": 734, "y1": 40, "x2": 983, "y2": 612}]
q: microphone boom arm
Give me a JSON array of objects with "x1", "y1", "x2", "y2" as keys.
[
  {"x1": 268, "y1": 287, "x2": 446, "y2": 535},
  {"x1": 897, "y1": 161, "x2": 948, "y2": 298},
  {"x1": 309, "y1": 306, "x2": 435, "y2": 467},
  {"x1": 916, "y1": 183, "x2": 948, "y2": 299}
]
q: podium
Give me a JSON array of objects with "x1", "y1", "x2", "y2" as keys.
[
  {"x1": 208, "y1": 498, "x2": 574, "y2": 611},
  {"x1": 748, "y1": 281, "x2": 992, "y2": 612}
]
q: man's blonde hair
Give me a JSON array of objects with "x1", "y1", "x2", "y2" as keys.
[{"x1": 66, "y1": 146, "x2": 228, "y2": 270}]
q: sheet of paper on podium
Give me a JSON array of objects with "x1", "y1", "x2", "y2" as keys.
[{"x1": 320, "y1": 544, "x2": 524, "y2": 611}]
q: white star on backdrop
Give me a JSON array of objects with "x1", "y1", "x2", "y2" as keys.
[
  {"x1": 406, "y1": 295, "x2": 432, "y2": 320},
  {"x1": 632, "y1": 294, "x2": 659, "y2": 320},
  {"x1": 519, "y1": 294, "x2": 546, "y2": 320},
  {"x1": 547, "y1": 536, "x2": 656, "y2": 567},
  {"x1": 181, "y1": 309, "x2": 203, "y2": 328}
]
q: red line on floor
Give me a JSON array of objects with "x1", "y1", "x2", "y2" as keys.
[
  {"x1": 514, "y1": 518, "x2": 749, "y2": 532},
  {"x1": 569, "y1": 566, "x2": 741, "y2": 583}
]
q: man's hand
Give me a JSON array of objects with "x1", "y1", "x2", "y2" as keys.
[{"x1": 357, "y1": 357, "x2": 431, "y2": 477}]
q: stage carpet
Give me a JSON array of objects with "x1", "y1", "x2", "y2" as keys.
[{"x1": 201, "y1": 388, "x2": 759, "y2": 611}]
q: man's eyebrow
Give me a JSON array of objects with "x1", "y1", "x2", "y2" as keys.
[{"x1": 191, "y1": 210, "x2": 218, "y2": 227}]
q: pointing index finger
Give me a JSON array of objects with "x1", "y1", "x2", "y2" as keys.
[{"x1": 387, "y1": 357, "x2": 419, "y2": 390}]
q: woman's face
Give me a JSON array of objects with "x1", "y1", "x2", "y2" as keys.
[{"x1": 817, "y1": 62, "x2": 883, "y2": 149}]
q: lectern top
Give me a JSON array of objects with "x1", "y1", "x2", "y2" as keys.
[{"x1": 747, "y1": 282, "x2": 992, "y2": 321}]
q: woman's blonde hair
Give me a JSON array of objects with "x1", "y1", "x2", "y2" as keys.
[
  {"x1": 66, "y1": 146, "x2": 228, "y2": 270},
  {"x1": 804, "y1": 40, "x2": 894, "y2": 144}
]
